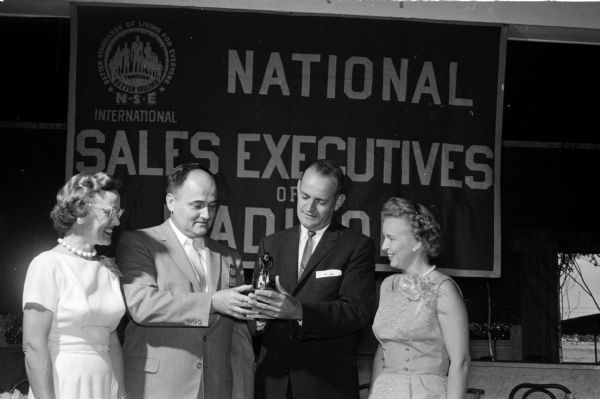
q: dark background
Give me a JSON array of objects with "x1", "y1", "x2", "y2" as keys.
[{"x1": 1, "y1": 16, "x2": 600, "y2": 360}]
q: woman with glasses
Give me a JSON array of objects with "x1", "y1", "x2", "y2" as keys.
[{"x1": 22, "y1": 172, "x2": 126, "y2": 399}]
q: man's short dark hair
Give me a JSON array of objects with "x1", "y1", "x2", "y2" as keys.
[
  {"x1": 302, "y1": 159, "x2": 345, "y2": 196},
  {"x1": 166, "y1": 163, "x2": 214, "y2": 194}
]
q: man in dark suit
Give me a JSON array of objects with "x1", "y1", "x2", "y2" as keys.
[{"x1": 250, "y1": 159, "x2": 376, "y2": 399}]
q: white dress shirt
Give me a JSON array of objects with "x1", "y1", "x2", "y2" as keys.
[
  {"x1": 169, "y1": 219, "x2": 208, "y2": 292},
  {"x1": 297, "y1": 224, "x2": 328, "y2": 271}
]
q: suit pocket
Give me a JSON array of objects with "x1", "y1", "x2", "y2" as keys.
[
  {"x1": 311, "y1": 274, "x2": 343, "y2": 298},
  {"x1": 125, "y1": 356, "x2": 160, "y2": 374}
]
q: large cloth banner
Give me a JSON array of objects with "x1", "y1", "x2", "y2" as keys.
[{"x1": 68, "y1": 4, "x2": 506, "y2": 277}]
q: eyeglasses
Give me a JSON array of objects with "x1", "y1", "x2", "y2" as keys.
[{"x1": 90, "y1": 206, "x2": 125, "y2": 220}]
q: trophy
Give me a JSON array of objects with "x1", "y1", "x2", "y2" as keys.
[{"x1": 252, "y1": 252, "x2": 276, "y2": 292}]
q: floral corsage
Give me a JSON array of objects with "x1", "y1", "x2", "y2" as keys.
[{"x1": 395, "y1": 269, "x2": 437, "y2": 315}]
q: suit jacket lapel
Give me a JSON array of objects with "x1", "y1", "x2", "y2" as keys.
[
  {"x1": 277, "y1": 227, "x2": 301, "y2": 292},
  {"x1": 204, "y1": 238, "x2": 222, "y2": 292},
  {"x1": 157, "y1": 220, "x2": 203, "y2": 291}
]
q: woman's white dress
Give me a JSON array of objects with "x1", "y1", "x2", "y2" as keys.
[{"x1": 22, "y1": 250, "x2": 125, "y2": 399}]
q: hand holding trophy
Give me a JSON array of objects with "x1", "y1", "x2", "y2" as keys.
[{"x1": 249, "y1": 252, "x2": 303, "y2": 322}]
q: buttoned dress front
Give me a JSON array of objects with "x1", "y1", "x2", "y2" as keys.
[{"x1": 370, "y1": 273, "x2": 452, "y2": 399}]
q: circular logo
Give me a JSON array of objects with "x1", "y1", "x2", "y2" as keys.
[{"x1": 98, "y1": 22, "x2": 176, "y2": 94}]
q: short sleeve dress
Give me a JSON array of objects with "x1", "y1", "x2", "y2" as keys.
[
  {"x1": 22, "y1": 250, "x2": 126, "y2": 399},
  {"x1": 369, "y1": 271, "x2": 456, "y2": 399}
]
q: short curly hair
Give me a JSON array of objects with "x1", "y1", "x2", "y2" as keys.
[
  {"x1": 382, "y1": 197, "x2": 443, "y2": 260},
  {"x1": 50, "y1": 172, "x2": 121, "y2": 236}
]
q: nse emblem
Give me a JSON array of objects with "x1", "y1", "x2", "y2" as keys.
[{"x1": 97, "y1": 21, "x2": 176, "y2": 105}]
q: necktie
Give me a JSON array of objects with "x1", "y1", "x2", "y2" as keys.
[
  {"x1": 299, "y1": 231, "x2": 316, "y2": 278},
  {"x1": 184, "y1": 238, "x2": 207, "y2": 292}
]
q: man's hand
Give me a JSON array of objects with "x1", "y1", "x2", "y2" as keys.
[
  {"x1": 248, "y1": 276, "x2": 303, "y2": 320},
  {"x1": 211, "y1": 284, "x2": 255, "y2": 320}
]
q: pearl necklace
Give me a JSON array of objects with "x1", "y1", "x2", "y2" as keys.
[{"x1": 57, "y1": 238, "x2": 97, "y2": 258}]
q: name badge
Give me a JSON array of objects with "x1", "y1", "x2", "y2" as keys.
[{"x1": 316, "y1": 269, "x2": 342, "y2": 278}]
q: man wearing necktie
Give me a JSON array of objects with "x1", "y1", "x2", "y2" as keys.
[
  {"x1": 116, "y1": 163, "x2": 255, "y2": 399},
  {"x1": 250, "y1": 159, "x2": 376, "y2": 399}
]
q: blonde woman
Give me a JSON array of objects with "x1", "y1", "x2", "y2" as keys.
[
  {"x1": 369, "y1": 197, "x2": 469, "y2": 399},
  {"x1": 22, "y1": 172, "x2": 126, "y2": 399}
]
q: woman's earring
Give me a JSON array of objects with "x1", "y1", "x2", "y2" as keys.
[
  {"x1": 412, "y1": 246, "x2": 417, "y2": 252},
  {"x1": 76, "y1": 217, "x2": 84, "y2": 225}
]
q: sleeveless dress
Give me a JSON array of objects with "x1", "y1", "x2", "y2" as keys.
[
  {"x1": 22, "y1": 250, "x2": 126, "y2": 399},
  {"x1": 370, "y1": 272, "x2": 455, "y2": 399}
]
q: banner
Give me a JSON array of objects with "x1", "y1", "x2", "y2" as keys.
[{"x1": 68, "y1": 4, "x2": 506, "y2": 277}]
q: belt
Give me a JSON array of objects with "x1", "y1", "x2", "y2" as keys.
[{"x1": 50, "y1": 343, "x2": 110, "y2": 353}]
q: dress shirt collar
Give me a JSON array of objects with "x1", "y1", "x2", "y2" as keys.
[
  {"x1": 169, "y1": 218, "x2": 206, "y2": 249},
  {"x1": 300, "y1": 224, "x2": 328, "y2": 241}
]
